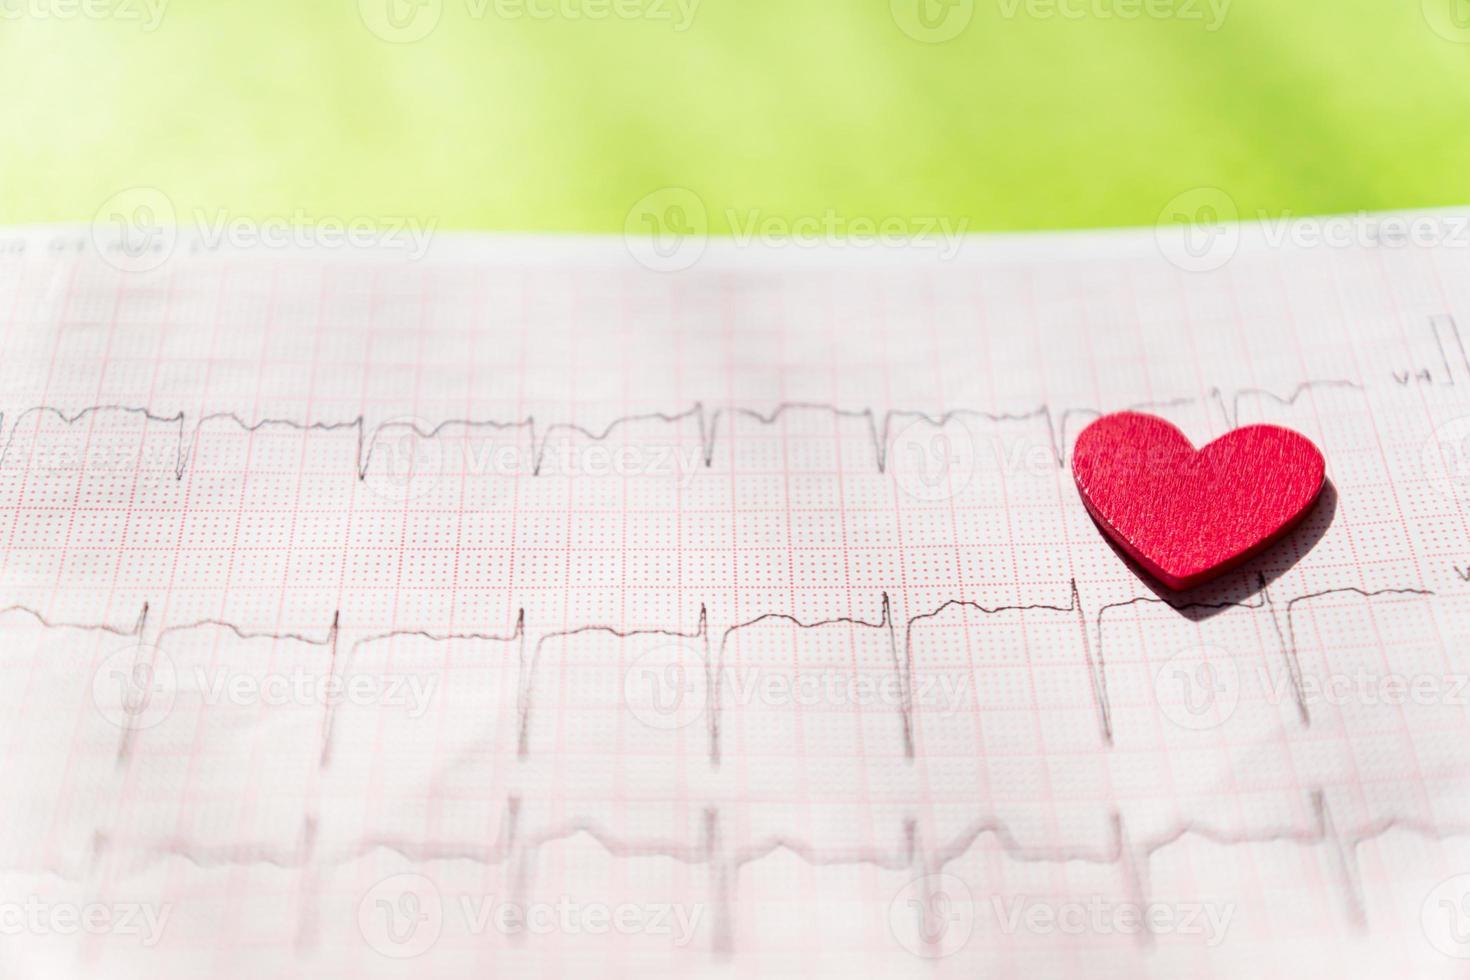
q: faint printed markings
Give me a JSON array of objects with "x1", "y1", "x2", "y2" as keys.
[
  {"x1": 1155, "y1": 187, "x2": 1239, "y2": 273},
  {"x1": 91, "y1": 187, "x2": 177, "y2": 274},
  {"x1": 0, "y1": 0, "x2": 169, "y2": 30},
  {"x1": 357, "y1": 873, "x2": 705, "y2": 952},
  {"x1": 624, "y1": 187, "x2": 708, "y2": 272},
  {"x1": 890, "y1": 0, "x2": 974, "y2": 42},
  {"x1": 622, "y1": 640, "x2": 708, "y2": 731},
  {"x1": 624, "y1": 188, "x2": 969, "y2": 269},
  {"x1": 1423, "y1": 874, "x2": 1470, "y2": 958},
  {"x1": 1152, "y1": 645, "x2": 1239, "y2": 730},
  {"x1": 362, "y1": 416, "x2": 447, "y2": 504},
  {"x1": 358, "y1": 0, "x2": 443, "y2": 42},
  {"x1": 90, "y1": 644, "x2": 177, "y2": 731},
  {"x1": 889, "y1": 416, "x2": 980, "y2": 503},
  {"x1": 359, "y1": 874, "x2": 445, "y2": 958},
  {"x1": 90, "y1": 188, "x2": 436, "y2": 268},
  {"x1": 1421, "y1": 416, "x2": 1470, "y2": 503},
  {"x1": 1423, "y1": 0, "x2": 1470, "y2": 42},
  {"x1": 888, "y1": 874, "x2": 975, "y2": 958},
  {"x1": 358, "y1": 0, "x2": 699, "y2": 38}
]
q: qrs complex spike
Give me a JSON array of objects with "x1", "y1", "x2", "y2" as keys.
[
  {"x1": 66, "y1": 787, "x2": 1470, "y2": 948},
  {"x1": 0, "y1": 379, "x2": 1362, "y2": 481},
  {"x1": 1, "y1": 576, "x2": 1435, "y2": 767}
]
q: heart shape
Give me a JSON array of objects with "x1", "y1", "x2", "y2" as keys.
[{"x1": 1071, "y1": 412, "x2": 1326, "y2": 590}]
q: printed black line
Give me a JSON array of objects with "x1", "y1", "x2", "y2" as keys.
[
  {"x1": 0, "y1": 380, "x2": 1364, "y2": 482},
  {"x1": 0, "y1": 578, "x2": 1435, "y2": 768}
]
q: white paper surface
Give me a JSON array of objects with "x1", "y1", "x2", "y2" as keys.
[{"x1": 1, "y1": 216, "x2": 1470, "y2": 977}]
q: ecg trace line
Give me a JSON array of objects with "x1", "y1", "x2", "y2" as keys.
[
  {"x1": 78, "y1": 787, "x2": 1470, "y2": 951},
  {"x1": 0, "y1": 578, "x2": 1436, "y2": 767},
  {"x1": 0, "y1": 380, "x2": 1364, "y2": 481}
]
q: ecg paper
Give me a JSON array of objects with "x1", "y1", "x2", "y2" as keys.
[{"x1": 1, "y1": 215, "x2": 1470, "y2": 979}]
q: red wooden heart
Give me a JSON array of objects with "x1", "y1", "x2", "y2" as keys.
[{"x1": 1071, "y1": 412, "x2": 1326, "y2": 590}]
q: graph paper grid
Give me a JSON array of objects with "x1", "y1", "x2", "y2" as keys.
[{"x1": 0, "y1": 222, "x2": 1468, "y2": 977}]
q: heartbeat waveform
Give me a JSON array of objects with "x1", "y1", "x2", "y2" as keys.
[
  {"x1": 2, "y1": 575, "x2": 1434, "y2": 769},
  {"x1": 81, "y1": 786, "x2": 1470, "y2": 953},
  {"x1": 0, "y1": 379, "x2": 1363, "y2": 481},
  {"x1": 1089, "y1": 582, "x2": 1433, "y2": 734}
]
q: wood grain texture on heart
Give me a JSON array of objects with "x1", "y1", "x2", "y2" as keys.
[{"x1": 1071, "y1": 411, "x2": 1326, "y2": 591}]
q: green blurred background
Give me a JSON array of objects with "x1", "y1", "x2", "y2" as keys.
[{"x1": 3, "y1": 0, "x2": 1470, "y2": 233}]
